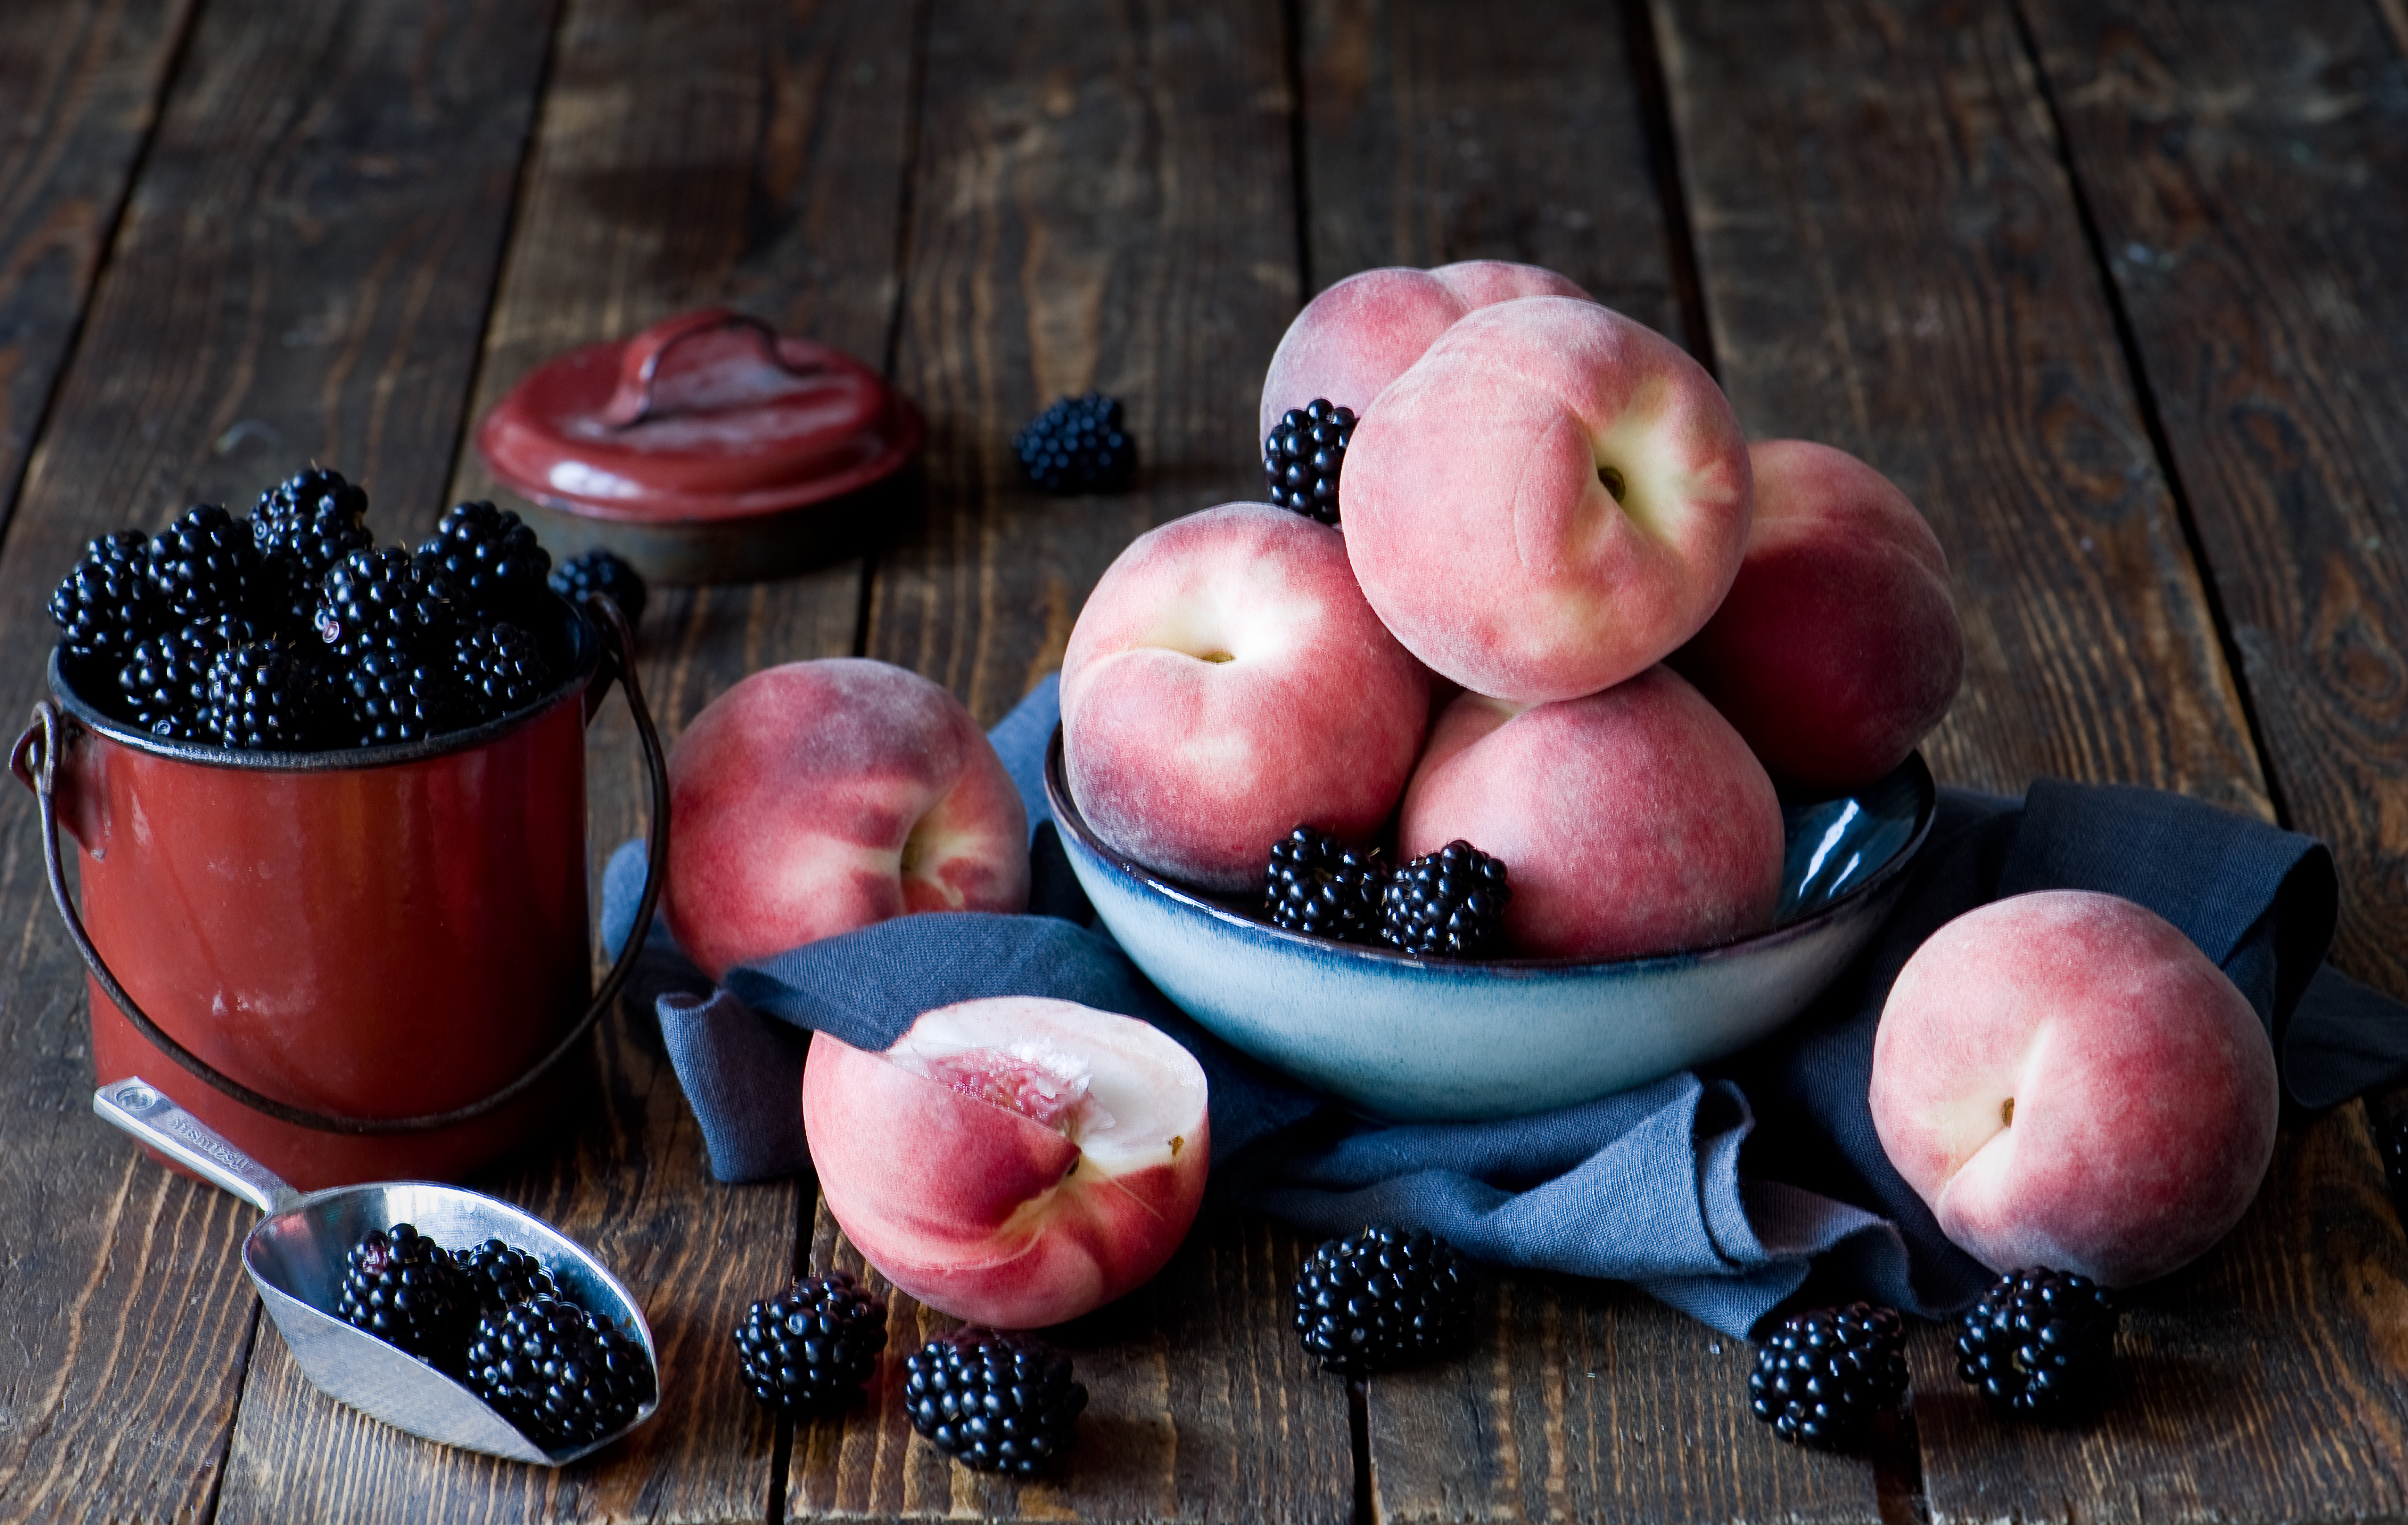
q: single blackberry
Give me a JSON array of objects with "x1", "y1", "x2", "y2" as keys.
[
  {"x1": 1379, "y1": 841, "x2": 1512, "y2": 958},
  {"x1": 1955, "y1": 1267, "x2": 2117, "y2": 1421},
  {"x1": 1262, "y1": 399, "x2": 1356, "y2": 525},
  {"x1": 50, "y1": 530, "x2": 164, "y2": 660},
  {"x1": 1748, "y1": 1301, "x2": 1910, "y2": 1449},
  {"x1": 732, "y1": 1271, "x2": 890, "y2": 1417},
  {"x1": 1013, "y1": 392, "x2": 1135, "y2": 494},
  {"x1": 452, "y1": 1238, "x2": 559, "y2": 1315},
  {"x1": 336, "y1": 1223, "x2": 475, "y2": 1367},
  {"x1": 455, "y1": 622, "x2": 550, "y2": 722},
  {"x1": 344, "y1": 648, "x2": 471, "y2": 745},
  {"x1": 417, "y1": 500, "x2": 551, "y2": 619},
  {"x1": 549, "y1": 547, "x2": 648, "y2": 626},
  {"x1": 250, "y1": 468, "x2": 373, "y2": 634},
  {"x1": 904, "y1": 1327, "x2": 1086, "y2": 1476},
  {"x1": 147, "y1": 504, "x2": 259, "y2": 623},
  {"x1": 1292, "y1": 1226, "x2": 1475, "y2": 1376},
  {"x1": 200, "y1": 642, "x2": 325, "y2": 751},
  {"x1": 461, "y1": 1295, "x2": 655, "y2": 1450},
  {"x1": 1264, "y1": 826, "x2": 1386, "y2": 943},
  {"x1": 315, "y1": 546, "x2": 459, "y2": 662},
  {"x1": 116, "y1": 615, "x2": 258, "y2": 735}
]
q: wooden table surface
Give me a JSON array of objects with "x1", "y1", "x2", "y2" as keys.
[{"x1": 4, "y1": 1, "x2": 2406, "y2": 1520}]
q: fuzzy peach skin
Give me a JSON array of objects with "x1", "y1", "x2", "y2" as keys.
[
  {"x1": 1257, "y1": 261, "x2": 1593, "y2": 443},
  {"x1": 803, "y1": 996, "x2": 1210, "y2": 1328},
  {"x1": 1061, "y1": 502, "x2": 1430, "y2": 891},
  {"x1": 664, "y1": 658, "x2": 1029, "y2": 982},
  {"x1": 1669, "y1": 440, "x2": 1963, "y2": 791},
  {"x1": 1398, "y1": 668, "x2": 1783, "y2": 960},
  {"x1": 1342, "y1": 296, "x2": 1753, "y2": 704},
  {"x1": 1869, "y1": 891, "x2": 2279, "y2": 1287}
]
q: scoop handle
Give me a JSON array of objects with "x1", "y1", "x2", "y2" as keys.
[{"x1": 94, "y1": 1078, "x2": 304, "y2": 1216}]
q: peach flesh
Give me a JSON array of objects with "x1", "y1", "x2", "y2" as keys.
[
  {"x1": 803, "y1": 997, "x2": 1211, "y2": 1328},
  {"x1": 1869, "y1": 891, "x2": 2278, "y2": 1287}
]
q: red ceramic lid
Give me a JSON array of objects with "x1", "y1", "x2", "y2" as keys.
[{"x1": 476, "y1": 308, "x2": 923, "y2": 524}]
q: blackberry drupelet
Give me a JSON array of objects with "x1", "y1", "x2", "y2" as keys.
[
  {"x1": 904, "y1": 1327, "x2": 1086, "y2": 1475},
  {"x1": 455, "y1": 622, "x2": 550, "y2": 722},
  {"x1": 549, "y1": 547, "x2": 648, "y2": 626},
  {"x1": 461, "y1": 1295, "x2": 655, "y2": 1450},
  {"x1": 1264, "y1": 826, "x2": 1387, "y2": 943},
  {"x1": 199, "y1": 642, "x2": 324, "y2": 751},
  {"x1": 418, "y1": 500, "x2": 551, "y2": 619},
  {"x1": 1262, "y1": 399, "x2": 1356, "y2": 525},
  {"x1": 336, "y1": 1223, "x2": 475, "y2": 1367},
  {"x1": 1748, "y1": 1301, "x2": 1910, "y2": 1449},
  {"x1": 315, "y1": 546, "x2": 459, "y2": 663},
  {"x1": 147, "y1": 504, "x2": 259, "y2": 623},
  {"x1": 1379, "y1": 841, "x2": 1512, "y2": 958},
  {"x1": 1955, "y1": 1267, "x2": 2117, "y2": 1420},
  {"x1": 344, "y1": 648, "x2": 469, "y2": 745},
  {"x1": 50, "y1": 530, "x2": 163, "y2": 660},
  {"x1": 250, "y1": 468, "x2": 373, "y2": 635},
  {"x1": 453, "y1": 1238, "x2": 559, "y2": 1315},
  {"x1": 1292, "y1": 1226, "x2": 1475, "y2": 1376},
  {"x1": 732, "y1": 1271, "x2": 890, "y2": 1416},
  {"x1": 1014, "y1": 392, "x2": 1135, "y2": 495}
]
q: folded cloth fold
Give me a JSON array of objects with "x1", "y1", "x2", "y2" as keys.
[{"x1": 603, "y1": 673, "x2": 2408, "y2": 1338}]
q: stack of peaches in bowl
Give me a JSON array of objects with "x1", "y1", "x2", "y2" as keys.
[{"x1": 1050, "y1": 261, "x2": 1962, "y2": 1122}]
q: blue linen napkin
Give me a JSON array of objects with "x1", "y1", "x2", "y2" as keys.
[{"x1": 601, "y1": 674, "x2": 2406, "y2": 1338}]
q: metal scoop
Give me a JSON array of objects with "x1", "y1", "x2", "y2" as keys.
[{"x1": 94, "y1": 1077, "x2": 659, "y2": 1466}]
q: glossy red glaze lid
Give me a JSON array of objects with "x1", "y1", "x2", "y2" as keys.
[{"x1": 476, "y1": 308, "x2": 923, "y2": 524}]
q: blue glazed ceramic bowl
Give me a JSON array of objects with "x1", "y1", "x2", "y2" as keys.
[{"x1": 1045, "y1": 728, "x2": 1936, "y2": 1122}]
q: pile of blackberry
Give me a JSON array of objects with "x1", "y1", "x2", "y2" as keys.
[
  {"x1": 1014, "y1": 393, "x2": 1135, "y2": 494},
  {"x1": 333, "y1": 1221, "x2": 654, "y2": 1452},
  {"x1": 1292, "y1": 1226, "x2": 1476, "y2": 1376},
  {"x1": 904, "y1": 1327, "x2": 1087, "y2": 1475},
  {"x1": 1748, "y1": 1301, "x2": 1910, "y2": 1450},
  {"x1": 1262, "y1": 398, "x2": 1355, "y2": 525},
  {"x1": 44, "y1": 469, "x2": 588, "y2": 751},
  {"x1": 1955, "y1": 1267, "x2": 2117, "y2": 1420},
  {"x1": 732, "y1": 1271, "x2": 890, "y2": 1416},
  {"x1": 1261, "y1": 830, "x2": 1513, "y2": 958}
]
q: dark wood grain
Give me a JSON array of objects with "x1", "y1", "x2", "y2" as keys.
[
  {"x1": 2019, "y1": 0, "x2": 2408, "y2": 1000},
  {"x1": 211, "y1": 1, "x2": 925, "y2": 1520},
  {"x1": 1656, "y1": 0, "x2": 2268, "y2": 813},
  {"x1": 863, "y1": 0, "x2": 1302, "y2": 726},
  {"x1": 0, "y1": 3, "x2": 556, "y2": 1522},
  {"x1": 1296, "y1": 0, "x2": 1687, "y2": 343},
  {"x1": 788, "y1": 1202, "x2": 1354, "y2": 1523}
]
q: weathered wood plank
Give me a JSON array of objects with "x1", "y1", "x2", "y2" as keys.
[
  {"x1": 212, "y1": 1, "x2": 922, "y2": 1520},
  {"x1": 2021, "y1": 0, "x2": 2408, "y2": 1000},
  {"x1": 0, "y1": 3, "x2": 558, "y2": 1522}
]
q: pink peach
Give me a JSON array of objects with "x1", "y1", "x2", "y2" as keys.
[
  {"x1": 1398, "y1": 667, "x2": 1784, "y2": 960},
  {"x1": 803, "y1": 996, "x2": 1211, "y2": 1328},
  {"x1": 1869, "y1": 891, "x2": 2278, "y2": 1286},
  {"x1": 1670, "y1": 440, "x2": 1962, "y2": 791},
  {"x1": 1342, "y1": 296, "x2": 1753, "y2": 703},
  {"x1": 1062, "y1": 502, "x2": 1429, "y2": 891},
  {"x1": 664, "y1": 658, "x2": 1029, "y2": 982}
]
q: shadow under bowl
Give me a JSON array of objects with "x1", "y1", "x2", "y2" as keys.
[{"x1": 1044, "y1": 728, "x2": 1935, "y2": 1122}]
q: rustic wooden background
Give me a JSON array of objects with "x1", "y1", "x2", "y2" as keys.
[{"x1": 1, "y1": 1, "x2": 2403, "y2": 1522}]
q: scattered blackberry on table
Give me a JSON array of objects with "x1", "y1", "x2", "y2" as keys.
[
  {"x1": 1748, "y1": 1301, "x2": 1910, "y2": 1450},
  {"x1": 904, "y1": 1327, "x2": 1086, "y2": 1476},
  {"x1": 50, "y1": 530, "x2": 164, "y2": 661},
  {"x1": 1014, "y1": 392, "x2": 1135, "y2": 494},
  {"x1": 1380, "y1": 841, "x2": 1512, "y2": 958},
  {"x1": 732, "y1": 1271, "x2": 889, "y2": 1417},
  {"x1": 1955, "y1": 1267, "x2": 2117, "y2": 1421},
  {"x1": 455, "y1": 622, "x2": 550, "y2": 722},
  {"x1": 336, "y1": 1223, "x2": 475, "y2": 1367},
  {"x1": 1264, "y1": 826, "x2": 1387, "y2": 943},
  {"x1": 315, "y1": 545, "x2": 460, "y2": 663},
  {"x1": 201, "y1": 642, "x2": 327, "y2": 751},
  {"x1": 250, "y1": 468, "x2": 373, "y2": 636},
  {"x1": 418, "y1": 500, "x2": 551, "y2": 620},
  {"x1": 452, "y1": 1239, "x2": 559, "y2": 1315},
  {"x1": 1262, "y1": 399, "x2": 1355, "y2": 525},
  {"x1": 1292, "y1": 1226, "x2": 1475, "y2": 1376},
  {"x1": 461, "y1": 1294, "x2": 655, "y2": 1450},
  {"x1": 147, "y1": 504, "x2": 260, "y2": 623},
  {"x1": 550, "y1": 547, "x2": 648, "y2": 625}
]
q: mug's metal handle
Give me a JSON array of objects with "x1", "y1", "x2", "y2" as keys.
[
  {"x1": 94, "y1": 1078, "x2": 303, "y2": 1215},
  {"x1": 10, "y1": 593, "x2": 671, "y2": 1136}
]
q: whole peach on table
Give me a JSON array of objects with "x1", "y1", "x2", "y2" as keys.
[
  {"x1": 1342, "y1": 296, "x2": 1754, "y2": 704},
  {"x1": 1397, "y1": 667, "x2": 1784, "y2": 961},
  {"x1": 1256, "y1": 259, "x2": 1593, "y2": 443},
  {"x1": 1061, "y1": 501, "x2": 1429, "y2": 892},
  {"x1": 1869, "y1": 890, "x2": 2278, "y2": 1287},
  {"x1": 663, "y1": 657, "x2": 1029, "y2": 982},
  {"x1": 1669, "y1": 439, "x2": 1963, "y2": 792},
  {"x1": 803, "y1": 996, "x2": 1210, "y2": 1328}
]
